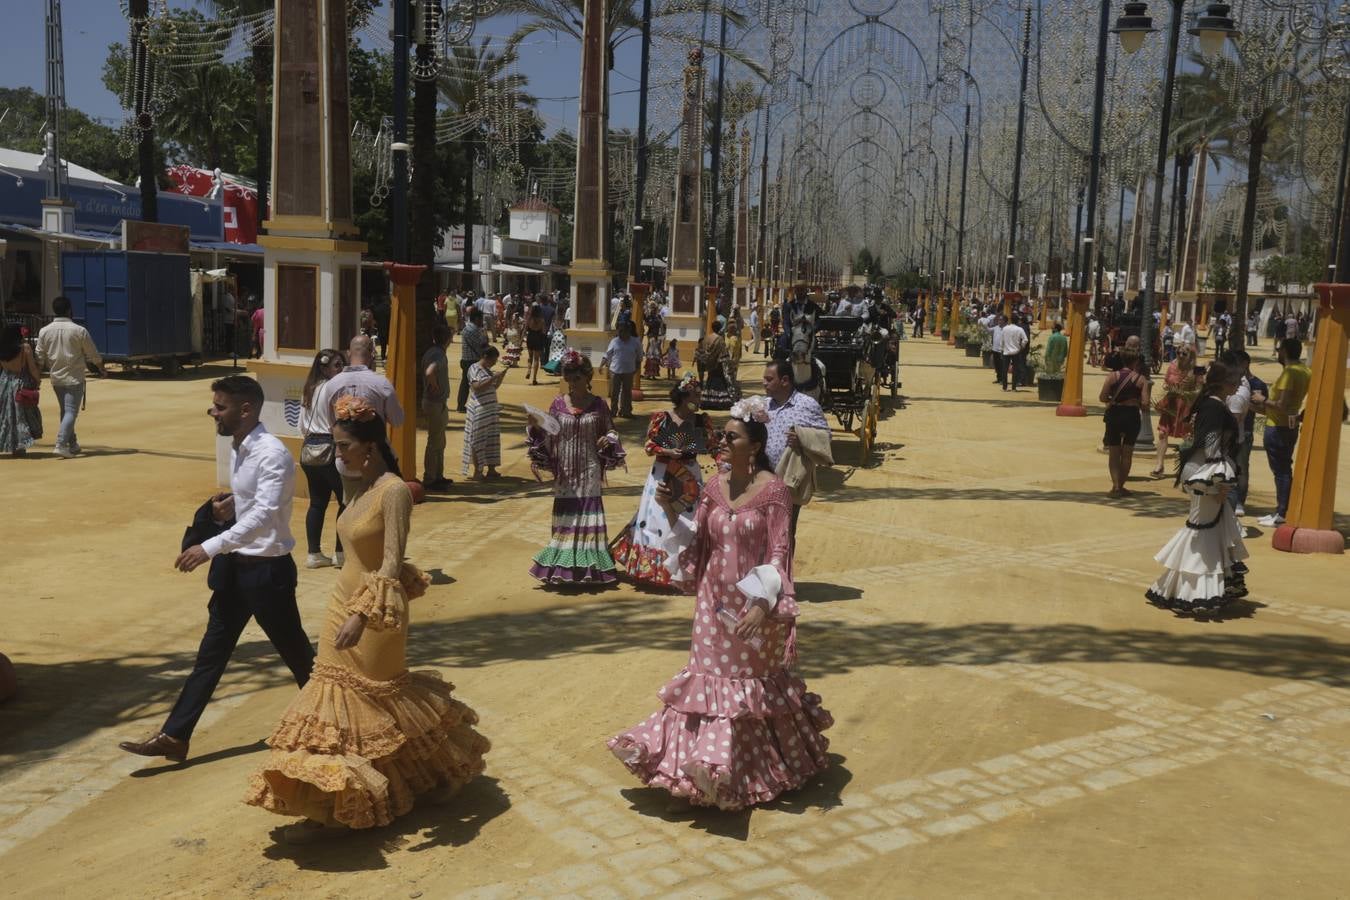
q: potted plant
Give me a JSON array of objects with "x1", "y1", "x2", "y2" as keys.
[
  {"x1": 963, "y1": 323, "x2": 983, "y2": 357},
  {"x1": 1031, "y1": 332, "x2": 1065, "y2": 401}
]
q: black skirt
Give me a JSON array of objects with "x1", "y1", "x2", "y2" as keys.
[{"x1": 1103, "y1": 405, "x2": 1141, "y2": 446}]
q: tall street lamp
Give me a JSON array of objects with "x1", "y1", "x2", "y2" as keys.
[{"x1": 1120, "y1": 0, "x2": 1239, "y2": 368}]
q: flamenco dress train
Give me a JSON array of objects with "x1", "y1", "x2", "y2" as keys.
[
  {"x1": 244, "y1": 476, "x2": 489, "y2": 827},
  {"x1": 608, "y1": 477, "x2": 832, "y2": 809}
]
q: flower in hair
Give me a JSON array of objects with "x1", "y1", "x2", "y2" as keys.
[
  {"x1": 729, "y1": 395, "x2": 771, "y2": 424},
  {"x1": 561, "y1": 348, "x2": 585, "y2": 368},
  {"x1": 678, "y1": 370, "x2": 699, "y2": 390},
  {"x1": 334, "y1": 394, "x2": 379, "y2": 423}
]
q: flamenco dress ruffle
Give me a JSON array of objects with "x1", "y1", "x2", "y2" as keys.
[
  {"x1": 1145, "y1": 460, "x2": 1250, "y2": 615},
  {"x1": 608, "y1": 666, "x2": 832, "y2": 810},
  {"x1": 244, "y1": 570, "x2": 490, "y2": 828}
]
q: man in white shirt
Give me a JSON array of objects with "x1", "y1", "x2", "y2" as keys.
[
  {"x1": 749, "y1": 307, "x2": 761, "y2": 355},
  {"x1": 1178, "y1": 319, "x2": 1196, "y2": 350},
  {"x1": 35, "y1": 295, "x2": 106, "y2": 457},
  {"x1": 118, "y1": 375, "x2": 314, "y2": 763},
  {"x1": 602, "y1": 321, "x2": 643, "y2": 416},
  {"x1": 989, "y1": 314, "x2": 1007, "y2": 386},
  {"x1": 1001, "y1": 317, "x2": 1029, "y2": 390}
]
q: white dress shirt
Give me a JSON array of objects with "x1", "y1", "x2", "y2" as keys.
[
  {"x1": 990, "y1": 324, "x2": 1005, "y2": 353},
  {"x1": 1002, "y1": 324, "x2": 1028, "y2": 355},
  {"x1": 202, "y1": 422, "x2": 297, "y2": 558}
]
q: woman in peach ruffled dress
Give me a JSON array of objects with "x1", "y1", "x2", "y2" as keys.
[{"x1": 245, "y1": 396, "x2": 489, "y2": 842}]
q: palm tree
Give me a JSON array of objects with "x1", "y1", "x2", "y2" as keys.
[
  {"x1": 436, "y1": 38, "x2": 534, "y2": 250},
  {"x1": 1171, "y1": 33, "x2": 1313, "y2": 323},
  {"x1": 157, "y1": 62, "x2": 252, "y2": 170},
  {"x1": 500, "y1": 0, "x2": 758, "y2": 73},
  {"x1": 197, "y1": 1, "x2": 274, "y2": 234}
]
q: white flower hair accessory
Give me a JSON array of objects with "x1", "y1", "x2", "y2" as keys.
[{"x1": 729, "y1": 395, "x2": 771, "y2": 424}]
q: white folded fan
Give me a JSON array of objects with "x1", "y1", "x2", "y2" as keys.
[
  {"x1": 735, "y1": 564, "x2": 783, "y2": 612},
  {"x1": 524, "y1": 403, "x2": 561, "y2": 435}
]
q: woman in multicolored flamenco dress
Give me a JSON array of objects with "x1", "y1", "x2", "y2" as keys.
[
  {"x1": 245, "y1": 396, "x2": 489, "y2": 842},
  {"x1": 608, "y1": 396, "x2": 832, "y2": 810},
  {"x1": 526, "y1": 349, "x2": 626, "y2": 585},
  {"x1": 1145, "y1": 362, "x2": 1250, "y2": 616},
  {"x1": 612, "y1": 373, "x2": 715, "y2": 590}
]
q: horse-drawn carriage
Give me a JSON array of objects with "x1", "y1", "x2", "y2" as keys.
[{"x1": 780, "y1": 314, "x2": 887, "y2": 463}]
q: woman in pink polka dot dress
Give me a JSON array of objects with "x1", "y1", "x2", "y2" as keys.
[{"x1": 608, "y1": 398, "x2": 832, "y2": 810}]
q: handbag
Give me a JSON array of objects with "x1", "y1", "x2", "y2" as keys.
[
  {"x1": 15, "y1": 387, "x2": 40, "y2": 407},
  {"x1": 300, "y1": 435, "x2": 335, "y2": 467}
]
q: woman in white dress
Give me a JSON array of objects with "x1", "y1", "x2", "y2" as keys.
[
  {"x1": 1145, "y1": 362, "x2": 1249, "y2": 616},
  {"x1": 612, "y1": 373, "x2": 714, "y2": 589}
]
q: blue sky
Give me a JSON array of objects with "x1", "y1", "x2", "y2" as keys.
[{"x1": 0, "y1": 1, "x2": 642, "y2": 138}]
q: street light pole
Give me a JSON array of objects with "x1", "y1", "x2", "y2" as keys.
[
  {"x1": 391, "y1": 0, "x2": 409, "y2": 263},
  {"x1": 1078, "y1": 0, "x2": 1112, "y2": 297},
  {"x1": 1005, "y1": 7, "x2": 1033, "y2": 293}
]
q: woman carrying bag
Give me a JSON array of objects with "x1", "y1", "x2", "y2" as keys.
[
  {"x1": 0, "y1": 325, "x2": 42, "y2": 456},
  {"x1": 299, "y1": 348, "x2": 347, "y2": 569},
  {"x1": 1099, "y1": 347, "x2": 1151, "y2": 497}
]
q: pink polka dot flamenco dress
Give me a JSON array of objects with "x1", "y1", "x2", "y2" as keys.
[{"x1": 607, "y1": 475, "x2": 832, "y2": 810}]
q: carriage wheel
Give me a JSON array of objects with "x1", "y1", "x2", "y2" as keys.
[{"x1": 859, "y1": 399, "x2": 877, "y2": 464}]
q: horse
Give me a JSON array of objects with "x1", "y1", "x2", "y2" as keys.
[{"x1": 787, "y1": 316, "x2": 826, "y2": 403}]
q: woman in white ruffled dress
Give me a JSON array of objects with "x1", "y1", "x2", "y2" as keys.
[{"x1": 1145, "y1": 362, "x2": 1249, "y2": 615}]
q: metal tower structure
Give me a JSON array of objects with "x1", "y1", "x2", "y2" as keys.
[{"x1": 43, "y1": 0, "x2": 69, "y2": 202}]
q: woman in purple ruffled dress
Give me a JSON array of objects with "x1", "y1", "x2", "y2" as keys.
[
  {"x1": 608, "y1": 396, "x2": 832, "y2": 809},
  {"x1": 526, "y1": 349, "x2": 626, "y2": 585}
]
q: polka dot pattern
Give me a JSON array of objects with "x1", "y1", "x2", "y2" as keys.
[{"x1": 606, "y1": 476, "x2": 831, "y2": 810}]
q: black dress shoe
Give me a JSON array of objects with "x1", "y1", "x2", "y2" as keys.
[{"x1": 118, "y1": 732, "x2": 189, "y2": 762}]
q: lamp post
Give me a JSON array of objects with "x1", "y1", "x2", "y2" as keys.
[
  {"x1": 1005, "y1": 6, "x2": 1033, "y2": 294},
  {"x1": 1118, "y1": 0, "x2": 1238, "y2": 370}
]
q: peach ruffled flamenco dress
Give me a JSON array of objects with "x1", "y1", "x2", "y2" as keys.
[{"x1": 245, "y1": 474, "x2": 489, "y2": 828}]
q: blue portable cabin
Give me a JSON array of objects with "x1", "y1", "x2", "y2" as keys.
[{"x1": 60, "y1": 250, "x2": 194, "y2": 369}]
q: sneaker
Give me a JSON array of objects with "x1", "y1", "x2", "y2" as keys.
[
  {"x1": 334, "y1": 552, "x2": 345, "y2": 567},
  {"x1": 70, "y1": 442, "x2": 82, "y2": 455},
  {"x1": 1234, "y1": 504, "x2": 1246, "y2": 517},
  {"x1": 55, "y1": 445, "x2": 76, "y2": 459},
  {"x1": 1256, "y1": 514, "x2": 1285, "y2": 527},
  {"x1": 305, "y1": 552, "x2": 334, "y2": 569}
]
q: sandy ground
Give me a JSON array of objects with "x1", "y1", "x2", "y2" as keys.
[{"x1": 2, "y1": 334, "x2": 1349, "y2": 899}]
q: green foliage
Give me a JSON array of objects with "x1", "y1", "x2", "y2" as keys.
[
  {"x1": 1204, "y1": 248, "x2": 1236, "y2": 292},
  {"x1": 1255, "y1": 245, "x2": 1328, "y2": 291},
  {"x1": 0, "y1": 87, "x2": 137, "y2": 184}
]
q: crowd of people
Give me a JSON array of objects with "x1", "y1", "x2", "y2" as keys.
[{"x1": 1, "y1": 278, "x2": 1325, "y2": 840}]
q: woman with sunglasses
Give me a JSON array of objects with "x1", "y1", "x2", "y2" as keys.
[
  {"x1": 608, "y1": 396, "x2": 832, "y2": 810},
  {"x1": 612, "y1": 372, "x2": 715, "y2": 589},
  {"x1": 526, "y1": 349, "x2": 626, "y2": 585}
]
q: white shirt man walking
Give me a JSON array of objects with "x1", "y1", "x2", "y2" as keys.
[
  {"x1": 118, "y1": 375, "x2": 314, "y2": 763},
  {"x1": 35, "y1": 295, "x2": 106, "y2": 457}
]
